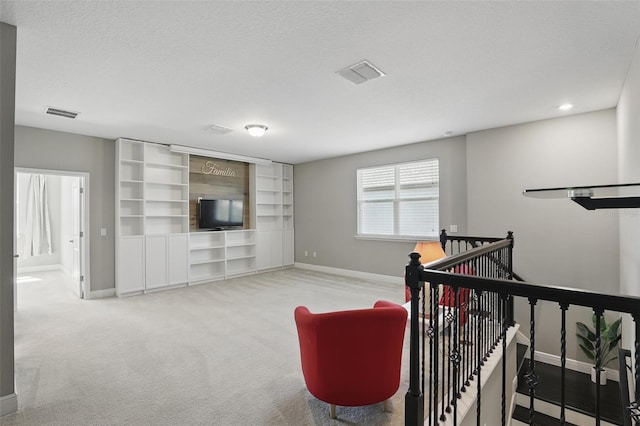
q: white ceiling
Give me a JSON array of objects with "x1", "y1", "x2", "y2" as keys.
[{"x1": 2, "y1": 1, "x2": 640, "y2": 164}]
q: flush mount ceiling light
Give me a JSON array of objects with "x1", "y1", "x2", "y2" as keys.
[
  {"x1": 558, "y1": 103, "x2": 574, "y2": 111},
  {"x1": 245, "y1": 124, "x2": 268, "y2": 137}
]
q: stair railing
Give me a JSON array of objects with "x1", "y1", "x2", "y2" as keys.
[
  {"x1": 405, "y1": 235, "x2": 514, "y2": 426},
  {"x1": 405, "y1": 234, "x2": 640, "y2": 426}
]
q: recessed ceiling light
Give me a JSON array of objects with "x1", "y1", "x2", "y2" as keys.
[
  {"x1": 558, "y1": 103, "x2": 573, "y2": 111},
  {"x1": 444, "y1": 131, "x2": 453, "y2": 137},
  {"x1": 245, "y1": 124, "x2": 268, "y2": 137}
]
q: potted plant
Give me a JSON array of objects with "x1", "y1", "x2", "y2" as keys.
[{"x1": 576, "y1": 314, "x2": 622, "y2": 384}]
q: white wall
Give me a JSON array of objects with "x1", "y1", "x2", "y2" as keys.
[
  {"x1": 617, "y1": 37, "x2": 640, "y2": 352},
  {"x1": 466, "y1": 109, "x2": 619, "y2": 361}
]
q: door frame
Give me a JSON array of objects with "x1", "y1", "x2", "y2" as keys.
[{"x1": 14, "y1": 167, "x2": 90, "y2": 299}]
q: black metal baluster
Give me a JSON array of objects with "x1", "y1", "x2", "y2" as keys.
[
  {"x1": 501, "y1": 294, "x2": 508, "y2": 426},
  {"x1": 525, "y1": 298, "x2": 538, "y2": 425},
  {"x1": 471, "y1": 290, "x2": 477, "y2": 381},
  {"x1": 635, "y1": 314, "x2": 640, "y2": 403},
  {"x1": 462, "y1": 284, "x2": 470, "y2": 393},
  {"x1": 452, "y1": 286, "x2": 460, "y2": 425},
  {"x1": 445, "y1": 290, "x2": 453, "y2": 415},
  {"x1": 441, "y1": 287, "x2": 448, "y2": 422},
  {"x1": 428, "y1": 283, "x2": 434, "y2": 426},
  {"x1": 483, "y1": 290, "x2": 488, "y2": 364},
  {"x1": 594, "y1": 308, "x2": 603, "y2": 426},
  {"x1": 434, "y1": 284, "x2": 440, "y2": 424},
  {"x1": 421, "y1": 284, "x2": 426, "y2": 418},
  {"x1": 476, "y1": 290, "x2": 483, "y2": 426},
  {"x1": 490, "y1": 291, "x2": 496, "y2": 353},
  {"x1": 560, "y1": 302, "x2": 569, "y2": 425}
]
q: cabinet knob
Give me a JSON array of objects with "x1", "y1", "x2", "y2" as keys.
[{"x1": 13, "y1": 254, "x2": 19, "y2": 258}]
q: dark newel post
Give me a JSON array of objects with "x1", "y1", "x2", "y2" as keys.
[
  {"x1": 440, "y1": 229, "x2": 448, "y2": 252},
  {"x1": 506, "y1": 231, "x2": 515, "y2": 326},
  {"x1": 405, "y1": 252, "x2": 424, "y2": 426}
]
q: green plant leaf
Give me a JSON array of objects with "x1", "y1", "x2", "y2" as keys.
[
  {"x1": 579, "y1": 343, "x2": 595, "y2": 360},
  {"x1": 576, "y1": 322, "x2": 595, "y2": 341},
  {"x1": 576, "y1": 335, "x2": 594, "y2": 351},
  {"x1": 610, "y1": 318, "x2": 622, "y2": 335}
]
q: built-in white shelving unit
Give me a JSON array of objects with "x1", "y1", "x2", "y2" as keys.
[
  {"x1": 254, "y1": 163, "x2": 294, "y2": 270},
  {"x1": 116, "y1": 139, "x2": 189, "y2": 296},
  {"x1": 188, "y1": 229, "x2": 256, "y2": 284},
  {"x1": 116, "y1": 139, "x2": 293, "y2": 297}
]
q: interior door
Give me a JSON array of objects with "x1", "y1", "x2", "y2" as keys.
[{"x1": 70, "y1": 178, "x2": 84, "y2": 298}]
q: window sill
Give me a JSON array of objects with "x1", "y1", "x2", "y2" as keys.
[{"x1": 354, "y1": 235, "x2": 439, "y2": 243}]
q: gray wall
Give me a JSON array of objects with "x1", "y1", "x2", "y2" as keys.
[
  {"x1": 294, "y1": 135, "x2": 467, "y2": 278},
  {"x1": 14, "y1": 126, "x2": 115, "y2": 292},
  {"x1": 0, "y1": 21, "x2": 16, "y2": 407},
  {"x1": 618, "y1": 37, "x2": 640, "y2": 351},
  {"x1": 466, "y1": 109, "x2": 619, "y2": 360}
]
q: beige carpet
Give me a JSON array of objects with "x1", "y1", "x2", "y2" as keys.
[{"x1": 2, "y1": 268, "x2": 411, "y2": 426}]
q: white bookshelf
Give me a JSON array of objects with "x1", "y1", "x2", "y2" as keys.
[
  {"x1": 188, "y1": 230, "x2": 256, "y2": 284},
  {"x1": 116, "y1": 139, "x2": 189, "y2": 296},
  {"x1": 116, "y1": 139, "x2": 293, "y2": 296},
  {"x1": 254, "y1": 163, "x2": 294, "y2": 270}
]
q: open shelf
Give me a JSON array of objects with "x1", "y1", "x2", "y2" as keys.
[{"x1": 523, "y1": 183, "x2": 640, "y2": 210}]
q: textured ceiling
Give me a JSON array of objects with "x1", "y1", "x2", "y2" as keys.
[{"x1": 2, "y1": 1, "x2": 640, "y2": 164}]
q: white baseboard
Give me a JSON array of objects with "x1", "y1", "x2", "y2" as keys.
[
  {"x1": 17, "y1": 264, "x2": 62, "y2": 273},
  {"x1": 0, "y1": 393, "x2": 18, "y2": 417},
  {"x1": 87, "y1": 288, "x2": 115, "y2": 299},
  {"x1": 529, "y1": 350, "x2": 619, "y2": 382},
  {"x1": 294, "y1": 262, "x2": 403, "y2": 284}
]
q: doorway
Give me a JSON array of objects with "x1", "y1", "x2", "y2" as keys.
[{"x1": 14, "y1": 168, "x2": 90, "y2": 300}]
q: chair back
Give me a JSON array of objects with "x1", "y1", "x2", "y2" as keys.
[{"x1": 294, "y1": 300, "x2": 407, "y2": 407}]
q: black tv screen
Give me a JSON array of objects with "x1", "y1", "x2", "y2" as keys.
[{"x1": 198, "y1": 199, "x2": 244, "y2": 230}]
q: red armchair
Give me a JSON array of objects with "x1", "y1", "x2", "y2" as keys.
[{"x1": 294, "y1": 300, "x2": 408, "y2": 419}]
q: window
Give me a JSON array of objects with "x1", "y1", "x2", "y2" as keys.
[{"x1": 357, "y1": 159, "x2": 439, "y2": 239}]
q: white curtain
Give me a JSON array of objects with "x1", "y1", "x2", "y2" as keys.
[{"x1": 23, "y1": 174, "x2": 52, "y2": 257}]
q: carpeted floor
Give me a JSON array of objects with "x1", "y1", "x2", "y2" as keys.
[{"x1": 2, "y1": 268, "x2": 410, "y2": 426}]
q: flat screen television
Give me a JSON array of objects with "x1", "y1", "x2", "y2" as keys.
[{"x1": 198, "y1": 199, "x2": 244, "y2": 230}]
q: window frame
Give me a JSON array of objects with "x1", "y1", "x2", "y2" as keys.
[{"x1": 356, "y1": 158, "x2": 440, "y2": 240}]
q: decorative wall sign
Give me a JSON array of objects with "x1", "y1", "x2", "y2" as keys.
[{"x1": 201, "y1": 161, "x2": 237, "y2": 177}]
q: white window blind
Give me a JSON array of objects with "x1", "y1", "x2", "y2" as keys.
[{"x1": 357, "y1": 159, "x2": 439, "y2": 238}]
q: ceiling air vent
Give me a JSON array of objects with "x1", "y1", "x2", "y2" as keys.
[
  {"x1": 46, "y1": 106, "x2": 79, "y2": 119},
  {"x1": 336, "y1": 60, "x2": 385, "y2": 85},
  {"x1": 206, "y1": 124, "x2": 234, "y2": 135}
]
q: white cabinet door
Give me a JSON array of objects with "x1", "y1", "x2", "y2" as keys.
[
  {"x1": 283, "y1": 229, "x2": 294, "y2": 266},
  {"x1": 256, "y1": 230, "x2": 270, "y2": 271},
  {"x1": 145, "y1": 235, "x2": 168, "y2": 289},
  {"x1": 257, "y1": 230, "x2": 283, "y2": 270},
  {"x1": 168, "y1": 234, "x2": 189, "y2": 285},
  {"x1": 117, "y1": 236, "x2": 145, "y2": 295},
  {"x1": 269, "y1": 230, "x2": 283, "y2": 268}
]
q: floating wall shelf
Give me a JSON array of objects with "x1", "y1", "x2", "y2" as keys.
[{"x1": 523, "y1": 183, "x2": 640, "y2": 210}]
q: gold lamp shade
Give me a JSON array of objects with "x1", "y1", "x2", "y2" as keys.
[{"x1": 413, "y1": 241, "x2": 446, "y2": 265}]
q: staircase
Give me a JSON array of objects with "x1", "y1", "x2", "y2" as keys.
[{"x1": 512, "y1": 343, "x2": 623, "y2": 426}]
